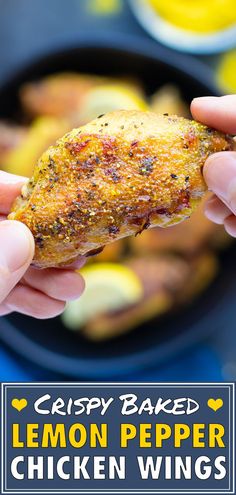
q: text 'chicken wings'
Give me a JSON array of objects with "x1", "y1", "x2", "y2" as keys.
[{"x1": 9, "y1": 110, "x2": 233, "y2": 268}]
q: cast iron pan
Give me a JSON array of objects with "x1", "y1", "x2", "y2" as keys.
[{"x1": 0, "y1": 35, "x2": 235, "y2": 378}]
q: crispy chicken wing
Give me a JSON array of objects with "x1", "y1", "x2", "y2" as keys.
[
  {"x1": 19, "y1": 73, "x2": 106, "y2": 118},
  {"x1": 9, "y1": 110, "x2": 233, "y2": 268},
  {"x1": 129, "y1": 194, "x2": 230, "y2": 256},
  {"x1": 20, "y1": 72, "x2": 145, "y2": 122},
  {"x1": 150, "y1": 84, "x2": 189, "y2": 117}
]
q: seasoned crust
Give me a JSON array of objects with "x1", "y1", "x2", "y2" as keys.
[{"x1": 9, "y1": 110, "x2": 233, "y2": 268}]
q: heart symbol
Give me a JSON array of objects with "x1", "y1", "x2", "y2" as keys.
[
  {"x1": 11, "y1": 398, "x2": 28, "y2": 412},
  {"x1": 207, "y1": 398, "x2": 223, "y2": 412}
]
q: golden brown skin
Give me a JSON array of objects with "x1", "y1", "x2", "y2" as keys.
[
  {"x1": 19, "y1": 72, "x2": 144, "y2": 121},
  {"x1": 129, "y1": 194, "x2": 229, "y2": 256},
  {"x1": 9, "y1": 110, "x2": 233, "y2": 268},
  {"x1": 19, "y1": 73, "x2": 106, "y2": 118},
  {"x1": 150, "y1": 84, "x2": 189, "y2": 118}
]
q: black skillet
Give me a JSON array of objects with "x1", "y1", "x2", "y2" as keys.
[{"x1": 0, "y1": 35, "x2": 234, "y2": 378}]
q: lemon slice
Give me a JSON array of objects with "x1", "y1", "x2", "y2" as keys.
[
  {"x1": 62, "y1": 262, "x2": 143, "y2": 330},
  {"x1": 4, "y1": 116, "x2": 69, "y2": 177},
  {"x1": 216, "y1": 50, "x2": 236, "y2": 93},
  {"x1": 79, "y1": 83, "x2": 148, "y2": 122}
]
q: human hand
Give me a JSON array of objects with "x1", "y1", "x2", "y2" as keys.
[
  {"x1": 0, "y1": 171, "x2": 85, "y2": 318},
  {"x1": 191, "y1": 95, "x2": 236, "y2": 237}
]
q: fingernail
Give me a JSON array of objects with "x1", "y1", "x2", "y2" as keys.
[
  {"x1": 204, "y1": 152, "x2": 236, "y2": 200},
  {"x1": 192, "y1": 96, "x2": 218, "y2": 106},
  {"x1": 73, "y1": 257, "x2": 86, "y2": 269},
  {"x1": 0, "y1": 220, "x2": 34, "y2": 272},
  {"x1": 0, "y1": 170, "x2": 26, "y2": 184}
]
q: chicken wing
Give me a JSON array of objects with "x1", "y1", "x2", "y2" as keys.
[
  {"x1": 0, "y1": 122, "x2": 27, "y2": 167},
  {"x1": 81, "y1": 252, "x2": 217, "y2": 340},
  {"x1": 20, "y1": 72, "x2": 145, "y2": 122},
  {"x1": 129, "y1": 194, "x2": 230, "y2": 256},
  {"x1": 150, "y1": 84, "x2": 189, "y2": 117},
  {"x1": 19, "y1": 72, "x2": 106, "y2": 118},
  {"x1": 9, "y1": 110, "x2": 233, "y2": 268}
]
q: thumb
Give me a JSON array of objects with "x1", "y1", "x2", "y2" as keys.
[{"x1": 0, "y1": 220, "x2": 35, "y2": 304}]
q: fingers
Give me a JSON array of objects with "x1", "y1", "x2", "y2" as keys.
[
  {"x1": 0, "y1": 171, "x2": 27, "y2": 214},
  {"x1": 4, "y1": 284, "x2": 65, "y2": 319},
  {"x1": 204, "y1": 193, "x2": 236, "y2": 237},
  {"x1": 0, "y1": 220, "x2": 35, "y2": 304},
  {"x1": 224, "y1": 215, "x2": 236, "y2": 237},
  {"x1": 0, "y1": 303, "x2": 12, "y2": 316},
  {"x1": 204, "y1": 197, "x2": 236, "y2": 237},
  {"x1": 202, "y1": 148, "x2": 236, "y2": 237},
  {"x1": 23, "y1": 267, "x2": 85, "y2": 302},
  {"x1": 203, "y1": 156, "x2": 236, "y2": 237},
  {"x1": 63, "y1": 257, "x2": 86, "y2": 270},
  {"x1": 191, "y1": 95, "x2": 236, "y2": 134},
  {"x1": 204, "y1": 151, "x2": 236, "y2": 214},
  {"x1": 204, "y1": 194, "x2": 231, "y2": 224}
]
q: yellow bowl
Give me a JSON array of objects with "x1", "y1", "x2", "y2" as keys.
[{"x1": 129, "y1": 0, "x2": 236, "y2": 54}]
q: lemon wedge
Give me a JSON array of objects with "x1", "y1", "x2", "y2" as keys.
[
  {"x1": 62, "y1": 262, "x2": 143, "y2": 330},
  {"x1": 4, "y1": 116, "x2": 69, "y2": 177},
  {"x1": 79, "y1": 83, "x2": 148, "y2": 122},
  {"x1": 216, "y1": 50, "x2": 236, "y2": 93}
]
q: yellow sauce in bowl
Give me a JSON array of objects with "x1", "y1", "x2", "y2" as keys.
[{"x1": 148, "y1": 0, "x2": 236, "y2": 33}]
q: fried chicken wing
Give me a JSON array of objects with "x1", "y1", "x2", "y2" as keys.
[
  {"x1": 9, "y1": 110, "x2": 233, "y2": 268},
  {"x1": 150, "y1": 84, "x2": 189, "y2": 117},
  {"x1": 83, "y1": 255, "x2": 190, "y2": 340},
  {"x1": 20, "y1": 72, "x2": 145, "y2": 122},
  {"x1": 129, "y1": 194, "x2": 229, "y2": 256},
  {"x1": 19, "y1": 73, "x2": 106, "y2": 118},
  {"x1": 81, "y1": 252, "x2": 217, "y2": 340}
]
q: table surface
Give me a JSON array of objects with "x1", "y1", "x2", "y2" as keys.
[{"x1": 0, "y1": 0, "x2": 235, "y2": 380}]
